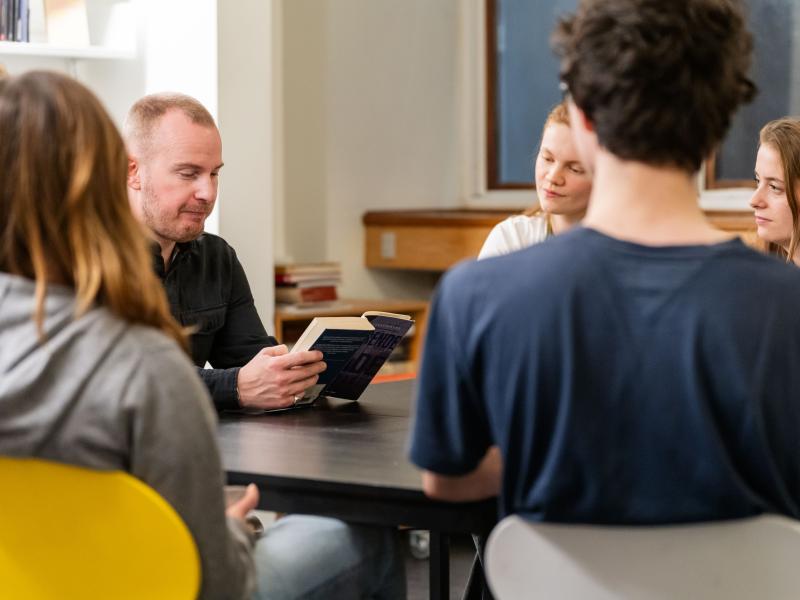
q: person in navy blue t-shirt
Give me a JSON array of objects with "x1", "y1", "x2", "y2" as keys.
[{"x1": 409, "y1": 0, "x2": 800, "y2": 525}]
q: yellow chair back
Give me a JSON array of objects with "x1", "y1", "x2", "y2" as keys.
[{"x1": 0, "y1": 456, "x2": 200, "y2": 599}]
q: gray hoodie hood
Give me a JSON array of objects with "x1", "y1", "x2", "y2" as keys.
[{"x1": 0, "y1": 272, "x2": 130, "y2": 462}]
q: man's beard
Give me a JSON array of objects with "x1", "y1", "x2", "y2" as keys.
[{"x1": 141, "y1": 188, "x2": 205, "y2": 243}]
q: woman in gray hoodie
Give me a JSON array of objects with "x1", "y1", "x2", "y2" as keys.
[{"x1": 0, "y1": 71, "x2": 256, "y2": 599}]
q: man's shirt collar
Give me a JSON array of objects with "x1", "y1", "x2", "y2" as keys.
[{"x1": 150, "y1": 238, "x2": 201, "y2": 278}]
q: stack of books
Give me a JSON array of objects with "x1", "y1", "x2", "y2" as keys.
[
  {"x1": 275, "y1": 262, "x2": 341, "y2": 306},
  {"x1": 1, "y1": 0, "x2": 30, "y2": 42}
]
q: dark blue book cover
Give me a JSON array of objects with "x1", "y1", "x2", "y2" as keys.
[
  {"x1": 309, "y1": 329, "x2": 373, "y2": 386},
  {"x1": 322, "y1": 315, "x2": 413, "y2": 400}
]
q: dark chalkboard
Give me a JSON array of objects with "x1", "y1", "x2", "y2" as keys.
[
  {"x1": 488, "y1": 0, "x2": 799, "y2": 189},
  {"x1": 711, "y1": 0, "x2": 796, "y2": 187}
]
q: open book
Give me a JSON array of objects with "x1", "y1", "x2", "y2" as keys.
[{"x1": 292, "y1": 311, "x2": 414, "y2": 404}]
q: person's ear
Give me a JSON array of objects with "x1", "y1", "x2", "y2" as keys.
[
  {"x1": 127, "y1": 157, "x2": 141, "y2": 191},
  {"x1": 566, "y1": 99, "x2": 598, "y2": 176},
  {"x1": 568, "y1": 99, "x2": 594, "y2": 134}
]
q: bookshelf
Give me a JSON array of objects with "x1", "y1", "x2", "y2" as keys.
[
  {"x1": 0, "y1": 40, "x2": 132, "y2": 59},
  {"x1": 274, "y1": 298, "x2": 429, "y2": 376},
  {"x1": 0, "y1": 1, "x2": 136, "y2": 65}
]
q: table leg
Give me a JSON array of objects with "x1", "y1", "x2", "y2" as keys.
[
  {"x1": 429, "y1": 530, "x2": 450, "y2": 600},
  {"x1": 461, "y1": 534, "x2": 493, "y2": 600}
]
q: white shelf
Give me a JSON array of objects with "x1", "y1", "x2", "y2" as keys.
[{"x1": 0, "y1": 41, "x2": 134, "y2": 61}]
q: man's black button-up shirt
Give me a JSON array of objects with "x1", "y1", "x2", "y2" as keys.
[{"x1": 152, "y1": 233, "x2": 278, "y2": 410}]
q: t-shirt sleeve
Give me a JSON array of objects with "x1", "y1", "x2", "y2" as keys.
[
  {"x1": 408, "y1": 265, "x2": 493, "y2": 475},
  {"x1": 123, "y1": 339, "x2": 256, "y2": 600}
]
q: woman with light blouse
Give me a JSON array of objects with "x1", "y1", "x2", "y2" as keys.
[{"x1": 479, "y1": 101, "x2": 592, "y2": 259}]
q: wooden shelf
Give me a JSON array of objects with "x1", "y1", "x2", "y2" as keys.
[
  {"x1": 274, "y1": 298, "x2": 429, "y2": 374},
  {"x1": 0, "y1": 41, "x2": 134, "y2": 60},
  {"x1": 364, "y1": 208, "x2": 759, "y2": 271}
]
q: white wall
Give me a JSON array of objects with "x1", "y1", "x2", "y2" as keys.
[
  {"x1": 280, "y1": 0, "x2": 463, "y2": 299},
  {"x1": 279, "y1": 0, "x2": 328, "y2": 265},
  {"x1": 217, "y1": 0, "x2": 276, "y2": 327},
  {"x1": 135, "y1": 0, "x2": 220, "y2": 232}
]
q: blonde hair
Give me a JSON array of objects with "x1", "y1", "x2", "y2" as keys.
[
  {"x1": 542, "y1": 101, "x2": 570, "y2": 133},
  {"x1": 524, "y1": 101, "x2": 572, "y2": 221},
  {"x1": 0, "y1": 70, "x2": 187, "y2": 350},
  {"x1": 124, "y1": 92, "x2": 216, "y2": 156},
  {"x1": 759, "y1": 118, "x2": 800, "y2": 263}
]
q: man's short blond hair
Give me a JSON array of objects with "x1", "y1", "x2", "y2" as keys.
[{"x1": 124, "y1": 92, "x2": 216, "y2": 156}]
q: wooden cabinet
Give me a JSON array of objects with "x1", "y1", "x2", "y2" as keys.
[
  {"x1": 705, "y1": 210, "x2": 760, "y2": 247},
  {"x1": 364, "y1": 209, "x2": 759, "y2": 271},
  {"x1": 364, "y1": 210, "x2": 508, "y2": 270},
  {"x1": 274, "y1": 298, "x2": 428, "y2": 375}
]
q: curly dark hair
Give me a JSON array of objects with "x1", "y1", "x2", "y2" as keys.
[{"x1": 552, "y1": 0, "x2": 756, "y2": 173}]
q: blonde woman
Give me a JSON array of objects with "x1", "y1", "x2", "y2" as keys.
[
  {"x1": 751, "y1": 117, "x2": 800, "y2": 266},
  {"x1": 0, "y1": 71, "x2": 257, "y2": 599},
  {"x1": 478, "y1": 102, "x2": 592, "y2": 259}
]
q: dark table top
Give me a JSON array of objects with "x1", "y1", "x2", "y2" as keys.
[{"x1": 218, "y1": 379, "x2": 496, "y2": 534}]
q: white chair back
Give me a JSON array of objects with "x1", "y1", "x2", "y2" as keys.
[{"x1": 485, "y1": 514, "x2": 800, "y2": 599}]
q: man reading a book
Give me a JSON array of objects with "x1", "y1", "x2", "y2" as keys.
[
  {"x1": 410, "y1": 0, "x2": 800, "y2": 526},
  {"x1": 125, "y1": 93, "x2": 405, "y2": 599},
  {"x1": 124, "y1": 93, "x2": 326, "y2": 413}
]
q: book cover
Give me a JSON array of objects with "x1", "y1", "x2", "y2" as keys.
[
  {"x1": 276, "y1": 273, "x2": 342, "y2": 285},
  {"x1": 275, "y1": 262, "x2": 341, "y2": 276},
  {"x1": 322, "y1": 313, "x2": 414, "y2": 400},
  {"x1": 275, "y1": 285, "x2": 338, "y2": 304},
  {"x1": 10, "y1": 0, "x2": 16, "y2": 41},
  {"x1": 1, "y1": 0, "x2": 7, "y2": 41},
  {"x1": 19, "y1": 0, "x2": 29, "y2": 42},
  {"x1": 292, "y1": 312, "x2": 413, "y2": 403}
]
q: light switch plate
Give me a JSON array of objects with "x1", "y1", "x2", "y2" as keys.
[{"x1": 380, "y1": 231, "x2": 396, "y2": 259}]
